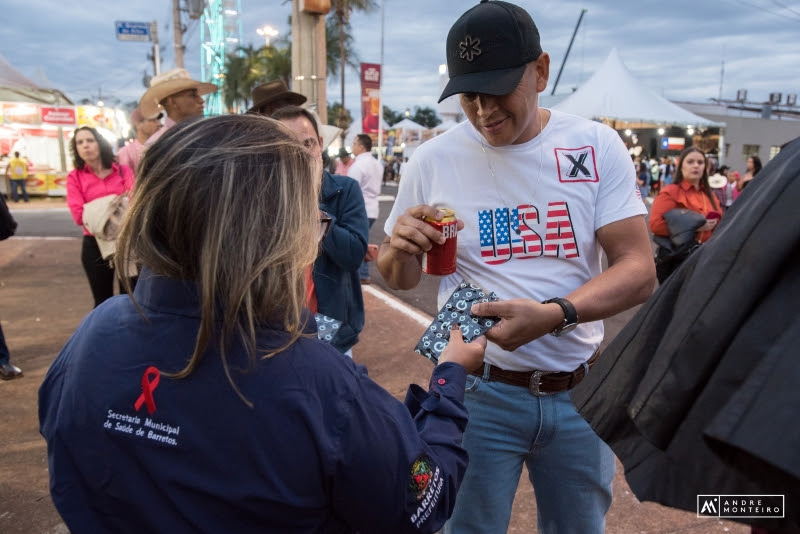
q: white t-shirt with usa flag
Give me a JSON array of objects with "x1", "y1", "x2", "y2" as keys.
[{"x1": 385, "y1": 109, "x2": 646, "y2": 372}]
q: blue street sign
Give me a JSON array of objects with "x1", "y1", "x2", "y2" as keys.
[{"x1": 115, "y1": 21, "x2": 151, "y2": 42}]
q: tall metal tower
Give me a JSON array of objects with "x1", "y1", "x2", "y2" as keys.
[{"x1": 196, "y1": 0, "x2": 243, "y2": 115}]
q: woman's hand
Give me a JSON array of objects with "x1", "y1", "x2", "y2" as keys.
[
  {"x1": 438, "y1": 327, "x2": 486, "y2": 373},
  {"x1": 699, "y1": 218, "x2": 718, "y2": 232}
]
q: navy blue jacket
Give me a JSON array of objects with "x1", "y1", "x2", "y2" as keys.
[
  {"x1": 39, "y1": 270, "x2": 469, "y2": 533},
  {"x1": 314, "y1": 170, "x2": 369, "y2": 352}
]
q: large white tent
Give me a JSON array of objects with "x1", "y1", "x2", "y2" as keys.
[
  {"x1": 390, "y1": 117, "x2": 427, "y2": 130},
  {"x1": 553, "y1": 48, "x2": 722, "y2": 127}
]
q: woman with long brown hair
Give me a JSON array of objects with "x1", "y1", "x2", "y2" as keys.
[
  {"x1": 649, "y1": 146, "x2": 722, "y2": 282},
  {"x1": 40, "y1": 114, "x2": 485, "y2": 534}
]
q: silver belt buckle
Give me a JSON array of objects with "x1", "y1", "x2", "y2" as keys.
[{"x1": 529, "y1": 370, "x2": 554, "y2": 396}]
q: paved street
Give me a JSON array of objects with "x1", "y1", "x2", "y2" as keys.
[{"x1": 0, "y1": 196, "x2": 747, "y2": 533}]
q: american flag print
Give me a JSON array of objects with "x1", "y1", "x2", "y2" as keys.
[
  {"x1": 479, "y1": 208, "x2": 512, "y2": 265},
  {"x1": 481, "y1": 202, "x2": 578, "y2": 265},
  {"x1": 543, "y1": 201, "x2": 579, "y2": 258},
  {"x1": 510, "y1": 204, "x2": 542, "y2": 258}
]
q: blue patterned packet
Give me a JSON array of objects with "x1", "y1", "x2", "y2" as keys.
[
  {"x1": 314, "y1": 313, "x2": 342, "y2": 344},
  {"x1": 414, "y1": 279, "x2": 500, "y2": 364}
]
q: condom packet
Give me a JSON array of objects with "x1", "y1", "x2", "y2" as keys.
[
  {"x1": 314, "y1": 313, "x2": 342, "y2": 344},
  {"x1": 414, "y1": 279, "x2": 500, "y2": 364}
]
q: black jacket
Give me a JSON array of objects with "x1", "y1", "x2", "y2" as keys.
[
  {"x1": 0, "y1": 194, "x2": 17, "y2": 240},
  {"x1": 572, "y1": 137, "x2": 800, "y2": 532}
]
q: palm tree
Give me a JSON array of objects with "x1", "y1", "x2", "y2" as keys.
[
  {"x1": 223, "y1": 43, "x2": 293, "y2": 112},
  {"x1": 223, "y1": 54, "x2": 250, "y2": 113},
  {"x1": 324, "y1": 16, "x2": 359, "y2": 84},
  {"x1": 329, "y1": 0, "x2": 378, "y2": 134}
]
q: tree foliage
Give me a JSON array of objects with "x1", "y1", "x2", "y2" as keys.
[
  {"x1": 223, "y1": 43, "x2": 292, "y2": 113},
  {"x1": 381, "y1": 105, "x2": 442, "y2": 128},
  {"x1": 329, "y1": 0, "x2": 379, "y2": 138},
  {"x1": 325, "y1": 16, "x2": 359, "y2": 79},
  {"x1": 382, "y1": 106, "x2": 402, "y2": 127},
  {"x1": 327, "y1": 102, "x2": 353, "y2": 132},
  {"x1": 410, "y1": 106, "x2": 441, "y2": 128}
]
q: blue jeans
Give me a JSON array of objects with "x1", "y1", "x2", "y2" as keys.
[
  {"x1": 443, "y1": 372, "x2": 615, "y2": 534},
  {"x1": 10, "y1": 179, "x2": 29, "y2": 202},
  {"x1": 358, "y1": 218, "x2": 375, "y2": 280}
]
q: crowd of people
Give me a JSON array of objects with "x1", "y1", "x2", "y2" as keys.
[
  {"x1": 634, "y1": 153, "x2": 761, "y2": 203},
  {"x1": 635, "y1": 149, "x2": 763, "y2": 283},
  {"x1": 0, "y1": 1, "x2": 793, "y2": 532}
]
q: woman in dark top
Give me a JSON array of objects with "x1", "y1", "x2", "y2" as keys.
[{"x1": 39, "y1": 114, "x2": 486, "y2": 534}]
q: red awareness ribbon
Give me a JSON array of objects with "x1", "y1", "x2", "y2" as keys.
[{"x1": 134, "y1": 366, "x2": 161, "y2": 414}]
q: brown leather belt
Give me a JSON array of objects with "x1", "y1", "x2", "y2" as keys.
[{"x1": 470, "y1": 350, "x2": 600, "y2": 396}]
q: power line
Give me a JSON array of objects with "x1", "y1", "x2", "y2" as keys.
[
  {"x1": 769, "y1": 0, "x2": 800, "y2": 18},
  {"x1": 729, "y1": 0, "x2": 800, "y2": 22}
]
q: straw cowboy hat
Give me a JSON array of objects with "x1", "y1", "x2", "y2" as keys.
[
  {"x1": 139, "y1": 68, "x2": 217, "y2": 119},
  {"x1": 248, "y1": 80, "x2": 307, "y2": 115}
]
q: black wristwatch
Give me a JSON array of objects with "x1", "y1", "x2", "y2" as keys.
[{"x1": 542, "y1": 297, "x2": 579, "y2": 337}]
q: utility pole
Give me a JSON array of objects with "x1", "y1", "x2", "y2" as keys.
[
  {"x1": 292, "y1": 1, "x2": 328, "y2": 124},
  {"x1": 151, "y1": 20, "x2": 161, "y2": 75},
  {"x1": 173, "y1": 0, "x2": 185, "y2": 68}
]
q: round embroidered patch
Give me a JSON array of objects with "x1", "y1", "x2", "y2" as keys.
[{"x1": 437, "y1": 378, "x2": 446, "y2": 385}]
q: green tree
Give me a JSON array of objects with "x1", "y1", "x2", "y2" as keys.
[
  {"x1": 325, "y1": 16, "x2": 359, "y2": 80},
  {"x1": 222, "y1": 53, "x2": 250, "y2": 113},
  {"x1": 382, "y1": 106, "x2": 402, "y2": 127},
  {"x1": 411, "y1": 106, "x2": 441, "y2": 128},
  {"x1": 329, "y1": 0, "x2": 378, "y2": 135},
  {"x1": 223, "y1": 43, "x2": 293, "y2": 113},
  {"x1": 327, "y1": 101, "x2": 353, "y2": 133}
]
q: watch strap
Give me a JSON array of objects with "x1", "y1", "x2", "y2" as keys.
[{"x1": 542, "y1": 297, "x2": 578, "y2": 336}]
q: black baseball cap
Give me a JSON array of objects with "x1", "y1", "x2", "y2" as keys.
[{"x1": 438, "y1": 0, "x2": 543, "y2": 103}]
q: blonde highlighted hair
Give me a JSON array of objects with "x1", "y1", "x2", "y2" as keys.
[{"x1": 115, "y1": 114, "x2": 321, "y2": 405}]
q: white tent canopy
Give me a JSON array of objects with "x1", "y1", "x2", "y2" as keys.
[
  {"x1": 391, "y1": 117, "x2": 427, "y2": 130},
  {"x1": 435, "y1": 118, "x2": 461, "y2": 131},
  {"x1": 553, "y1": 48, "x2": 722, "y2": 127}
]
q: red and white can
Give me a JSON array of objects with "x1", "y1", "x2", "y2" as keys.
[{"x1": 422, "y1": 208, "x2": 458, "y2": 275}]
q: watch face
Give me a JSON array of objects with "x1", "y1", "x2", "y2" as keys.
[
  {"x1": 551, "y1": 319, "x2": 578, "y2": 337},
  {"x1": 559, "y1": 323, "x2": 578, "y2": 336}
]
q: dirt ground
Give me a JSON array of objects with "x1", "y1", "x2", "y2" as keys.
[{"x1": 0, "y1": 233, "x2": 747, "y2": 533}]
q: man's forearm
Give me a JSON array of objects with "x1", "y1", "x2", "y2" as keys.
[
  {"x1": 566, "y1": 257, "x2": 655, "y2": 324},
  {"x1": 376, "y1": 239, "x2": 424, "y2": 290}
]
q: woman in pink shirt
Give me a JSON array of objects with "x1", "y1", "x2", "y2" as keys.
[{"x1": 66, "y1": 126, "x2": 135, "y2": 307}]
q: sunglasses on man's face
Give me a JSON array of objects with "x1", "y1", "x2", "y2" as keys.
[{"x1": 319, "y1": 211, "x2": 332, "y2": 242}]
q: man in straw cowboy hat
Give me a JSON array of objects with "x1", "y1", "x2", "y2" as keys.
[
  {"x1": 139, "y1": 68, "x2": 217, "y2": 147},
  {"x1": 247, "y1": 79, "x2": 306, "y2": 116}
]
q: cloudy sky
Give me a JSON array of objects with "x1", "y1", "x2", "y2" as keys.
[{"x1": 4, "y1": 0, "x2": 800, "y2": 123}]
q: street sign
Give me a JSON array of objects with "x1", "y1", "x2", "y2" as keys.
[{"x1": 115, "y1": 21, "x2": 151, "y2": 42}]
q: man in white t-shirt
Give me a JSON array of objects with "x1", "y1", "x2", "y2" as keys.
[
  {"x1": 377, "y1": 2, "x2": 655, "y2": 533},
  {"x1": 347, "y1": 133, "x2": 383, "y2": 283}
]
